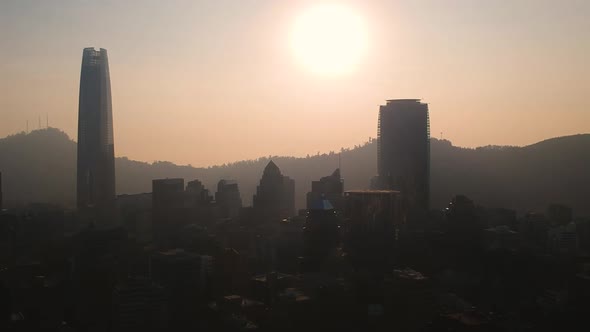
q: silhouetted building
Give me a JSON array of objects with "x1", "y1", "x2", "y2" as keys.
[
  {"x1": 152, "y1": 179, "x2": 185, "y2": 247},
  {"x1": 548, "y1": 222, "x2": 578, "y2": 254},
  {"x1": 372, "y1": 99, "x2": 430, "y2": 218},
  {"x1": 343, "y1": 190, "x2": 401, "y2": 273},
  {"x1": 216, "y1": 179, "x2": 242, "y2": 219},
  {"x1": 484, "y1": 225, "x2": 519, "y2": 251},
  {"x1": 547, "y1": 204, "x2": 573, "y2": 226},
  {"x1": 253, "y1": 161, "x2": 295, "y2": 221},
  {"x1": 150, "y1": 249, "x2": 213, "y2": 328},
  {"x1": 72, "y1": 227, "x2": 129, "y2": 327},
  {"x1": 303, "y1": 198, "x2": 340, "y2": 271},
  {"x1": 112, "y1": 277, "x2": 168, "y2": 332},
  {"x1": 152, "y1": 179, "x2": 184, "y2": 210},
  {"x1": 185, "y1": 179, "x2": 212, "y2": 206},
  {"x1": 306, "y1": 168, "x2": 343, "y2": 212},
  {"x1": 0, "y1": 171, "x2": 3, "y2": 210},
  {"x1": 443, "y1": 195, "x2": 485, "y2": 254},
  {"x1": 152, "y1": 178, "x2": 217, "y2": 247},
  {"x1": 185, "y1": 179, "x2": 216, "y2": 228},
  {"x1": 117, "y1": 193, "x2": 152, "y2": 243},
  {"x1": 77, "y1": 47, "x2": 116, "y2": 210}
]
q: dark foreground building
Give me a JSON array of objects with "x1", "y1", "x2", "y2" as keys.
[
  {"x1": 152, "y1": 179, "x2": 185, "y2": 247},
  {"x1": 76, "y1": 47, "x2": 116, "y2": 210},
  {"x1": 216, "y1": 179, "x2": 242, "y2": 219},
  {"x1": 343, "y1": 190, "x2": 401, "y2": 273},
  {"x1": 373, "y1": 99, "x2": 430, "y2": 217},
  {"x1": 306, "y1": 168, "x2": 343, "y2": 213}
]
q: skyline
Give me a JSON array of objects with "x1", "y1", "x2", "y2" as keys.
[
  {"x1": 2, "y1": 2, "x2": 590, "y2": 331},
  {"x1": 2, "y1": 0, "x2": 590, "y2": 167}
]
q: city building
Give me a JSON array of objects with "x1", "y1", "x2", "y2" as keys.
[
  {"x1": 547, "y1": 204, "x2": 573, "y2": 226},
  {"x1": 72, "y1": 227, "x2": 129, "y2": 326},
  {"x1": 343, "y1": 190, "x2": 402, "y2": 273},
  {"x1": 306, "y1": 168, "x2": 343, "y2": 212},
  {"x1": 152, "y1": 178, "x2": 217, "y2": 247},
  {"x1": 548, "y1": 222, "x2": 579, "y2": 254},
  {"x1": 152, "y1": 179, "x2": 185, "y2": 210},
  {"x1": 77, "y1": 47, "x2": 116, "y2": 210},
  {"x1": 117, "y1": 193, "x2": 152, "y2": 243},
  {"x1": 184, "y1": 179, "x2": 216, "y2": 228},
  {"x1": 150, "y1": 249, "x2": 213, "y2": 328},
  {"x1": 303, "y1": 197, "x2": 340, "y2": 271},
  {"x1": 185, "y1": 179, "x2": 212, "y2": 206},
  {"x1": 112, "y1": 277, "x2": 168, "y2": 332},
  {"x1": 0, "y1": 171, "x2": 3, "y2": 210},
  {"x1": 372, "y1": 99, "x2": 430, "y2": 218},
  {"x1": 216, "y1": 179, "x2": 242, "y2": 219},
  {"x1": 152, "y1": 179, "x2": 185, "y2": 248},
  {"x1": 253, "y1": 161, "x2": 295, "y2": 221}
]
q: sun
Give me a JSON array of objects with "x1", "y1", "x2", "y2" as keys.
[{"x1": 291, "y1": 4, "x2": 368, "y2": 75}]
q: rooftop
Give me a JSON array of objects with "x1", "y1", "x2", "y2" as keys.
[
  {"x1": 153, "y1": 178, "x2": 184, "y2": 184},
  {"x1": 344, "y1": 190, "x2": 400, "y2": 195},
  {"x1": 386, "y1": 99, "x2": 422, "y2": 103}
]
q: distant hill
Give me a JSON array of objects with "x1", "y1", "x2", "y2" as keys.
[{"x1": 1, "y1": 128, "x2": 589, "y2": 216}]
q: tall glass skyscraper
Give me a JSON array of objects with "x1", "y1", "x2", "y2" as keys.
[
  {"x1": 77, "y1": 48, "x2": 116, "y2": 209},
  {"x1": 375, "y1": 99, "x2": 430, "y2": 214}
]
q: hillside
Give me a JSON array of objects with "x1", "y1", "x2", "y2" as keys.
[{"x1": 1, "y1": 128, "x2": 589, "y2": 216}]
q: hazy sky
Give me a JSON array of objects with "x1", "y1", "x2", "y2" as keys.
[{"x1": 2, "y1": 0, "x2": 589, "y2": 167}]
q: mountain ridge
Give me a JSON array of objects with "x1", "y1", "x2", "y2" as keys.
[{"x1": 1, "y1": 128, "x2": 589, "y2": 216}]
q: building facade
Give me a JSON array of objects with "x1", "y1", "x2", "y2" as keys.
[
  {"x1": 152, "y1": 179, "x2": 185, "y2": 248},
  {"x1": 374, "y1": 99, "x2": 430, "y2": 216},
  {"x1": 343, "y1": 190, "x2": 401, "y2": 273},
  {"x1": 306, "y1": 168, "x2": 343, "y2": 212},
  {"x1": 216, "y1": 179, "x2": 242, "y2": 219},
  {"x1": 253, "y1": 161, "x2": 295, "y2": 221},
  {"x1": 77, "y1": 47, "x2": 116, "y2": 209}
]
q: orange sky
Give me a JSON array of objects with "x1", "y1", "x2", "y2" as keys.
[{"x1": 1, "y1": 0, "x2": 589, "y2": 167}]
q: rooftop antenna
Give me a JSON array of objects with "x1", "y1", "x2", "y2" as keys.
[
  {"x1": 338, "y1": 152, "x2": 342, "y2": 181},
  {"x1": 38, "y1": 115, "x2": 41, "y2": 129},
  {"x1": 26, "y1": 120, "x2": 28, "y2": 133},
  {"x1": 46, "y1": 113, "x2": 49, "y2": 128}
]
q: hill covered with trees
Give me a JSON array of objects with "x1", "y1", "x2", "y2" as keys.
[{"x1": 1, "y1": 128, "x2": 589, "y2": 216}]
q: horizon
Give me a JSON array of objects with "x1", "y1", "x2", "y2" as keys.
[
  {"x1": 3, "y1": 126, "x2": 588, "y2": 169},
  {"x1": 2, "y1": 0, "x2": 590, "y2": 167},
  {"x1": 2, "y1": 3, "x2": 590, "y2": 329}
]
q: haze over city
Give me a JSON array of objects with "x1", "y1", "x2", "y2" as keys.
[
  {"x1": 2, "y1": 1, "x2": 590, "y2": 331},
  {"x1": 2, "y1": 0, "x2": 589, "y2": 166}
]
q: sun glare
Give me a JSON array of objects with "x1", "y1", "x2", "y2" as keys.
[{"x1": 291, "y1": 4, "x2": 367, "y2": 75}]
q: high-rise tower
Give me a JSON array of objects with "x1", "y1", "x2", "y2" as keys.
[
  {"x1": 253, "y1": 161, "x2": 295, "y2": 221},
  {"x1": 374, "y1": 99, "x2": 430, "y2": 214},
  {"x1": 77, "y1": 48, "x2": 116, "y2": 209}
]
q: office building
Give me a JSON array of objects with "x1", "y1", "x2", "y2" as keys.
[
  {"x1": 216, "y1": 179, "x2": 242, "y2": 219},
  {"x1": 373, "y1": 99, "x2": 430, "y2": 215},
  {"x1": 185, "y1": 179, "x2": 212, "y2": 206},
  {"x1": 343, "y1": 190, "x2": 401, "y2": 273},
  {"x1": 152, "y1": 179, "x2": 185, "y2": 248},
  {"x1": 77, "y1": 47, "x2": 116, "y2": 209},
  {"x1": 0, "y1": 171, "x2": 3, "y2": 210},
  {"x1": 306, "y1": 168, "x2": 343, "y2": 212},
  {"x1": 303, "y1": 197, "x2": 340, "y2": 270},
  {"x1": 112, "y1": 277, "x2": 168, "y2": 332},
  {"x1": 253, "y1": 161, "x2": 295, "y2": 221},
  {"x1": 150, "y1": 249, "x2": 213, "y2": 328}
]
